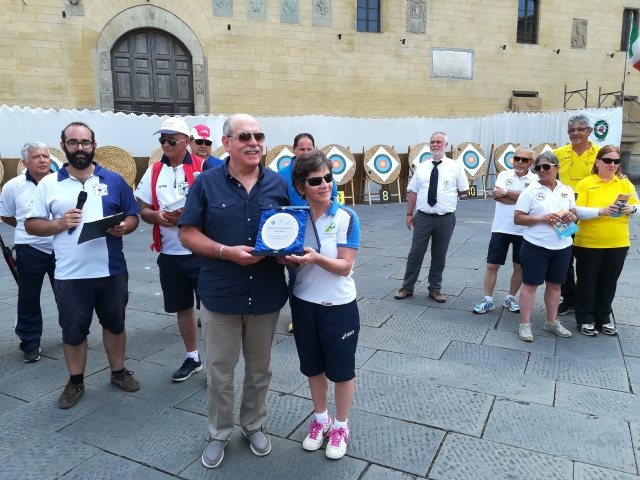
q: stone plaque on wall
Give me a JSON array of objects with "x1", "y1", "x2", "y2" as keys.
[
  {"x1": 313, "y1": 0, "x2": 331, "y2": 26},
  {"x1": 430, "y1": 48, "x2": 474, "y2": 80},
  {"x1": 571, "y1": 19, "x2": 587, "y2": 49},
  {"x1": 213, "y1": 0, "x2": 233, "y2": 18},
  {"x1": 281, "y1": 0, "x2": 299, "y2": 23},
  {"x1": 406, "y1": 0, "x2": 426, "y2": 34},
  {"x1": 247, "y1": 0, "x2": 266, "y2": 21}
]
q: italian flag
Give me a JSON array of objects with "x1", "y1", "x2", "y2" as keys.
[{"x1": 630, "y1": 21, "x2": 640, "y2": 72}]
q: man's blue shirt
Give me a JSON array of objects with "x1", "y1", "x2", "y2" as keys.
[
  {"x1": 202, "y1": 155, "x2": 225, "y2": 171},
  {"x1": 278, "y1": 158, "x2": 338, "y2": 206},
  {"x1": 179, "y1": 161, "x2": 289, "y2": 315}
]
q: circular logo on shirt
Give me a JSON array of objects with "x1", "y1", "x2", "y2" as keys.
[
  {"x1": 505, "y1": 179, "x2": 513, "y2": 187},
  {"x1": 535, "y1": 192, "x2": 546, "y2": 201},
  {"x1": 594, "y1": 120, "x2": 609, "y2": 140}
]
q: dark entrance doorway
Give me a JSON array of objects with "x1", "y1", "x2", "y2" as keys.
[{"x1": 111, "y1": 29, "x2": 194, "y2": 115}]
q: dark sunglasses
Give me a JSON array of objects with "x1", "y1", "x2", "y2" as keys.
[
  {"x1": 513, "y1": 156, "x2": 532, "y2": 163},
  {"x1": 193, "y1": 139, "x2": 212, "y2": 146},
  {"x1": 600, "y1": 157, "x2": 621, "y2": 165},
  {"x1": 159, "y1": 137, "x2": 184, "y2": 146},
  {"x1": 227, "y1": 132, "x2": 266, "y2": 142},
  {"x1": 306, "y1": 173, "x2": 333, "y2": 186},
  {"x1": 534, "y1": 164, "x2": 554, "y2": 172}
]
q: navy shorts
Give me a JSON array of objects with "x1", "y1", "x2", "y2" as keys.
[
  {"x1": 520, "y1": 240, "x2": 572, "y2": 286},
  {"x1": 54, "y1": 274, "x2": 128, "y2": 346},
  {"x1": 487, "y1": 232, "x2": 523, "y2": 265},
  {"x1": 157, "y1": 253, "x2": 201, "y2": 313},
  {"x1": 290, "y1": 296, "x2": 360, "y2": 383}
]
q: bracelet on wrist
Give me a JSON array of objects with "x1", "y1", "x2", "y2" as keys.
[{"x1": 219, "y1": 245, "x2": 226, "y2": 260}]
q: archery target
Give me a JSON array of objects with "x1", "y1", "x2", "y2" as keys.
[
  {"x1": 409, "y1": 143, "x2": 432, "y2": 172},
  {"x1": 534, "y1": 143, "x2": 557, "y2": 158},
  {"x1": 494, "y1": 143, "x2": 518, "y2": 173},
  {"x1": 453, "y1": 142, "x2": 486, "y2": 181},
  {"x1": 265, "y1": 145, "x2": 295, "y2": 172},
  {"x1": 320, "y1": 145, "x2": 356, "y2": 185},
  {"x1": 364, "y1": 145, "x2": 401, "y2": 185},
  {"x1": 212, "y1": 146, "x2": 229, "y2": 162},
  {"x1": 463, "y1": 151, "x2": 480, "y2": 169}
]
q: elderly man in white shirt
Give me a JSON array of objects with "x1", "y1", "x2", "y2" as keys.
[{"x1": 395, "y1": 132, "x2": 469, "y2": 303}]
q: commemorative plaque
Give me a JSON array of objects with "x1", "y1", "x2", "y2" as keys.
[{"x1": 252, "y1": 206, "x2": 321, "y2": 256}]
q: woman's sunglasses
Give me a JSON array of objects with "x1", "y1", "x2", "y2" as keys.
[
  {"x1": 306, "y1": 173, "x2": 333, "y2": 186},
  {"x1": 194, "y1": 139, "x2": 213, "y2": 146},
  {"x1": 600, "y1": 157, "x2": 621, "y2": 165},
  {"x1": 533, "y1": 164, "x2": 554, "y2": 172},
  {"x1": 159, "y1": 137, "x2": 184, "y2": 146}
]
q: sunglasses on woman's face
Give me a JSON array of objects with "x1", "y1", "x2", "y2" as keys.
[
  {"x1": 534, "y1": 164, "x2": 554, "y2": 172},
  {"x1": 306, "y1": 173, "x2": 333, "y2": 186},
  {"x1": 600, "y1": 157, "x2": 621, "y2": 165},
  {"x1": 159, "y1": 137, "x2": 183, "y2": 146},
  {"x1": 194, "y1": 139, "x2": 212, "y2": 146}
]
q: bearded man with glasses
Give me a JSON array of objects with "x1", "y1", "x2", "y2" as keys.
[
  {"x1": 179, "y1": 114, "x2": 289, "y2": 469},
  {"x1": 135, "y1": 117, "x2": 204, "y2": 383}
]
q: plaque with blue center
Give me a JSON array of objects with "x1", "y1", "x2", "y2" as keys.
[{"x1": 252, "y1": 206, "x2": 320, "y2": 256}]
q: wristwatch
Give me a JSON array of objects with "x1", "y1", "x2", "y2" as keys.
[
  {"x1": 502, "y1": 189, "x2": 508, "y2": 197},
  {"x1": 407, "y1": 213, "x2": 413, "y2": 216}
]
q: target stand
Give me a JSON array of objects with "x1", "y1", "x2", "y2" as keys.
[
  {"x1": 363, "y1": 145, "x2": 402, "y2": 205},
  {"x1": 321, "y1": 144, "x2": 357, "y2": 206}
]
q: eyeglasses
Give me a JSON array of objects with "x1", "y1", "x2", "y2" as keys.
[
  {"x1": 568, "y1": 127, "x2": 588, "y2": 134},
  {"x1": 227, "y1": 132, "x2": 266, "y2": 142},
  {"x1": 513, "y1": 156, "x2": 532, "y2": 163},
  {"x1": 159, "y1": 137, "x2": 185, "y2": 146},
  {"x1": 600, "y1": 157, "x2": 621, "y2": 165},
  {"x1": 65, "y1": 139, "x2": 93, "y2": 149},
  {"x1": 534, "y1": 164, "x2": 555, "y2": 172},
  {"x1": 306, "y1": 173, "x2": 333, "y2": 186},
  {"x1": 193, "y1": 139, "x2": 212, "y2": 146}
]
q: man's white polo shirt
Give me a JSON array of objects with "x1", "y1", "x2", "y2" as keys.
[{"x1": 491, "y1": 169, "x2": 537, "y2": 235}]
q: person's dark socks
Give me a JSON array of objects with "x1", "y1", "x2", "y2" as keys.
[
  {"x1": 111, "y1": 368, "x2": 125, "y2": 376},
  {"x1": 70, "y1": 373, "x2": 84, "y2": 385}
]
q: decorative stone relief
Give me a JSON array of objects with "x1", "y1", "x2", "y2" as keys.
[
  {"x1": 571, "y1": 19, "x2": 587, "y2": 49},
  {"x1": 312, "y1": 0, "x2": 330, "y2": 26},
  {"x1": 195, "y1": 81, "x2": 205, "y2": 94},
  {"x1": 281, "y1": 0, "x2": 299, "y2": 24},
  {"x1": 247, "y1": 0, "x2": 266, "y2": 21},
  {"x1": 213, "y1": 0, "x2": 233, "y2": 18},
  {"x1": 406, "y1": 0, "x2": 426, "y2": 34}
]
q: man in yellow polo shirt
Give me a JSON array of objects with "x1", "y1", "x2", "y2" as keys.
[{"x1": 553, "y1": 114, "x2": 600, "y2": 315}]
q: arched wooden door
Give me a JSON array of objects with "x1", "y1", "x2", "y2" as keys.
[{"x1": 111, "y1": 29, "x2": 194, "y2": 115}]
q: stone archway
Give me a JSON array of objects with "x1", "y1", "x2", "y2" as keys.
[{"x1": 94, "y1": 5, "x2": 207, "y2": 114}]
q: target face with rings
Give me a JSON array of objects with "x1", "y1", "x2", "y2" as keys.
[
  {"x1": 504, "y1": 151, "x2": 514, "y2": 169},
  {"x1": 277, "y1": 156, "x2": 292, "y2": 170},
  {"x1": 463, "y1": 151, "x2": 479, "y2": 169},
  {"x1": 331, "y1": 154, "x2": 346, "y2": 175},
  {"x1": 419, "y1": 152, "x2": 432, "y2": 163},
  {"x1": 373, "y1": 154, "x2": 392, "y2": 174}
]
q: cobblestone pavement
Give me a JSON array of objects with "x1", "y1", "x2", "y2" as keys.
[{"x1": 1, "y1": 199, "x2": 639, "y2": 479}]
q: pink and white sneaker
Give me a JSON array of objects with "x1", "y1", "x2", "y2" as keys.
[
  {"x1": 325, "y1": 426, "x2": 349, "y2": 459},
  {"x1": 302, "y1": 416, "x2": 332, "y2": 451}
]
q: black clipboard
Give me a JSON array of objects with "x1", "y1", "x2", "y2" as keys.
[
  {"x1": 77, "y1": 212, "x2": 126, "y2": 244},
  {"x1": 251, "y1": 206, "x2": 322, "y2": 256}
]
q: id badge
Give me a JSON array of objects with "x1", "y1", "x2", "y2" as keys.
[{"x1": 177, "y1": 181, "x2": 189, "y2": 196}]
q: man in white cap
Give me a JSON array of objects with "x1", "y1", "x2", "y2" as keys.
[
  {"x1": 190, "y1": 124, "x2": 225, "y2": 171},
  {"x1": 135, "y1": 117, "x2": 204, "y2": 382}
]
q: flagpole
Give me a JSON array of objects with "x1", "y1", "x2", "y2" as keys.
[{"x1": 622, "y1": 30, "x2": 629, "y2": 108}]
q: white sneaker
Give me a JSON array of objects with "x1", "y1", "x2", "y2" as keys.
[
  {"x1": 302, "y1": 417, "x2": 332, "y2": 451},
  {"x1": 325, "y1": 427, "x2": 349, "y2": 460},
  {"x1": 543, "y1": 319, "x2": 572, "y2": 338},
  {"x1": 519, "y1": 323, "x2": 533, "y2": 342}
]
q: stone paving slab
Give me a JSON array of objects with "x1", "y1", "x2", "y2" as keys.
[
  {"x1": 60, "y1": 451, "x2": 177, "y2": 479},
  {"x1": 440, "y1": 341, "x2": 529, "y2": 374},
  {"x1": 141, "y1": 338, "x2": 206, "y2": 366},
  {"x1": 555, "y1": 381, "x2": 640, "y2": 423},
  {"x1": 361, "y1": 351, "x2": 555, "y2": 405},
  {"x1": 89, "y1": 327, "x2": 181, "y2": 360},
  {"x1": 525, "y1": 353, "x2": 630, "y2": 391},
  {"x1": 482, "y1": 329, "x2": 556, "y2": 355},
  {"x1": 358, "y1": 325, "x2": 452, "y2": 359},
  {"x1": 382, "y1": 313, "x2": 489, "y2": 343},
  {"x1": 125, "y1": 309, "x2": 176, "y2": 331},
  {"x1": 382, "y1": 288, "x2": 452, "y2": 309},
  {"x1": 614, "y1": 282, "x2": 640, "y2": 299},
  {"x1": 0, "y1": 384, "x2": 123, "y2": 458},
  {"x1": 179, "y1": 435, "x2": 367, "y2": 479},
  {"x1": 613, "y1": 295, "x2": 640, "y2": 327},
  {"x1": 626, "y1": 356, "x2": 640, "y2": 394},
  {"x1": 60, "y1": 395, "x2": 206, "y2": 475},
  {"x1": 0, "y1": 349, "x2": 109, "y2": 401},
  {"x1": 356, "y1": 297, "x2": 426, "y2": 327},
  {"x1": 356, "y1": 255, "x2": 408, "y2": 278},
  {"x1": 126, "y1": 291, "x2": 169, "y2": 313},
  {"x1": 0, "y1": 392, "x2": 25, "y2": 415},
  {"x1": 290, "y1": 408, "x2": 445, "y2": 476},
  {"x1": 348, "y1": 370, "x2": 493, "y2": 436},
  {"x1": 629, "y1": 423, "x2": 640, "y2": 476},
  {"x1": 352, "y1": 273, "x2": 402, "y2": 300},
  {"x1": 1, "y1": 432, "x2": 100, "y2": 480},
  {"x1": 483, "y1": 399, "x2": 637, "y2": 473},
  {"x1": 361, "y1": 465, "x2": 421, "y2": 479},
  {"x1": 429, "y1": 432, "x2": 572, "y2": 480},
  {"x1": 553, "y1": 328, "x2": 624, "y2": 364},
  {"x1": 415, "y1": 306, "x2": 500, "y2": 330},
  {"x1": 619, "y1": 325, "x2": 640, "y2": 358},
  {"x1": 573, "y1": 463, "x2": 640, "y2": 480}
]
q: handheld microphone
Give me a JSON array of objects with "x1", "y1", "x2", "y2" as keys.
[{"x1": 68, "y1": 191, "x2": 88, "y2": 235}]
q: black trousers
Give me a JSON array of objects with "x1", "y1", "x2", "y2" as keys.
[{"x1": 574, "y1": 246, "x2": 628, "y2": 326}]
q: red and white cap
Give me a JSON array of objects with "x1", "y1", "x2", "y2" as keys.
[{"x1": 190, "y1": 124, "x2": 212, "y2": 140}]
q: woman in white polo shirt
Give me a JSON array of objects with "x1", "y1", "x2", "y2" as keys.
[
  {"x1": 281, "y1": 151, "x2": 360, "y2": 461},
  {"x1": 514, "y1": 152, "x2": 577, "y2": 342}
]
